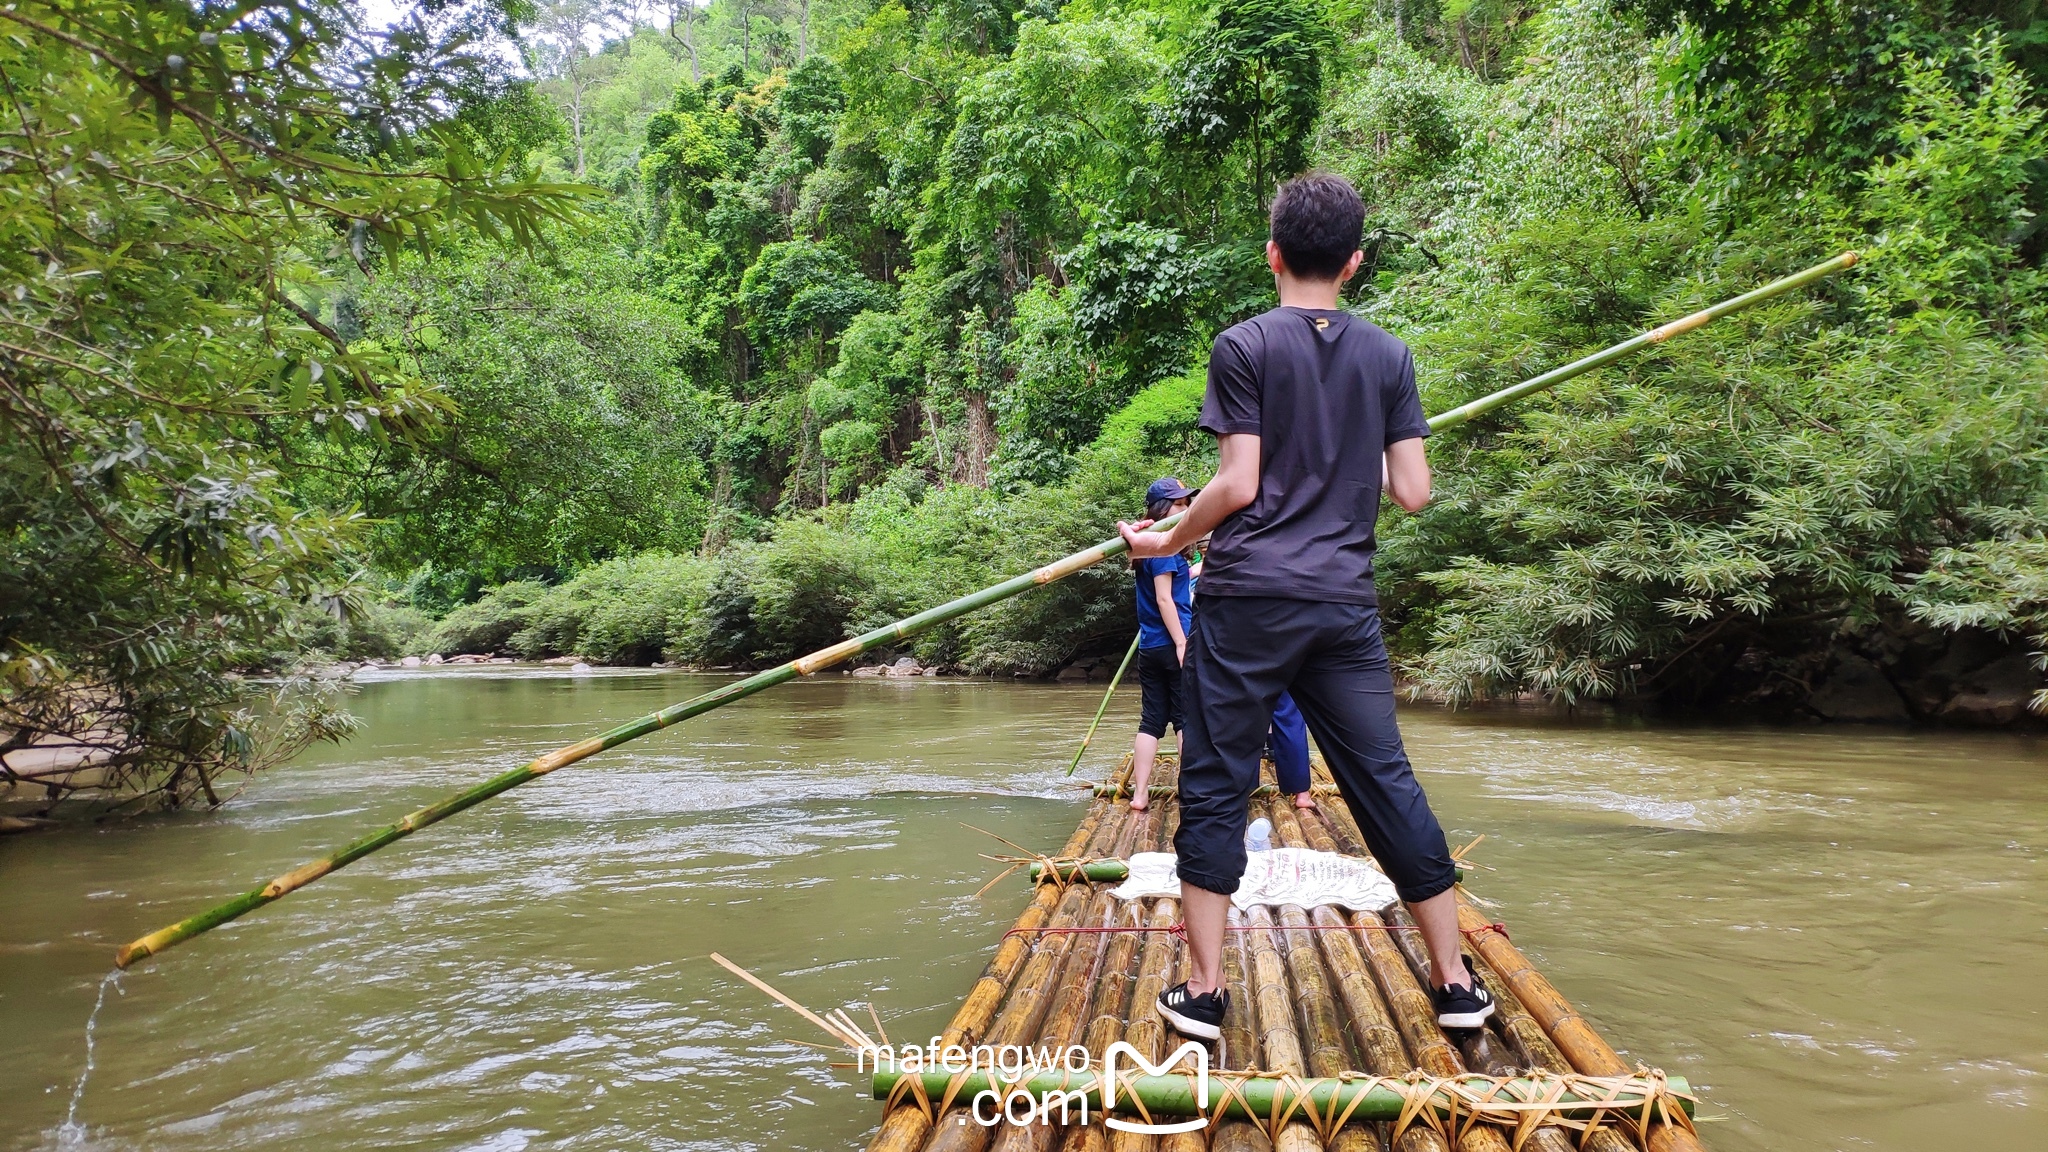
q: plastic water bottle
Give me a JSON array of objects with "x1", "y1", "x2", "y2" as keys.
[{"x1": 1246, "y1": 817, "x2": 1272, "y2": 853}]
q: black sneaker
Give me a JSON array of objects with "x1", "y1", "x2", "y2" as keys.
[
  {"x1": 1433, "y1": 957, "x2": 1496, "y2": 1029},
  {"x1": 1156, "y1": 981, "x2": 1227, "y2": 1040}
]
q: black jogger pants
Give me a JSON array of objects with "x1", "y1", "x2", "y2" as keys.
[{"x1": 1173, "y1": 595, "x2": 1458, "y2": 903}]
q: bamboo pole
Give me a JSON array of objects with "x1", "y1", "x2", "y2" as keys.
[
  {"x1": 1068, "y1": 635, "x2": 1142, "y2": 776},
  {"x1": 117, "y1": 252, "x2": 1858, "y2": 969},
  {"x1": 1425, "y1": 252, "x2": 1858, "y2": 432},
  {"x1": 1454, "y1": 902, "x2": 1705, "y2": 1152},
  {"x1": 869, "y1": 1067, "x2": 1696, "y2": 1125}
]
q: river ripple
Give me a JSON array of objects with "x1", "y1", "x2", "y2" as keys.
[{"x1": 2, "y1": 669, "x2": 2041, "y2": 1151}]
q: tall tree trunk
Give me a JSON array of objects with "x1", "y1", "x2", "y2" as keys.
[
  {"x1": 569, "y1": 65, "x2": 587, "y2": 177},
  {"x1": 962, "y1": 392, "x2": 994, "y2": 488},
  {"x1": 798, "y1": 0, "x2": 811, "y2": 61},
  {"x1": 669, "y1": 1, "x2": 701, "y2": 82}
]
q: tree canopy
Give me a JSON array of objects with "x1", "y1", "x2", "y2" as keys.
[{"x1": 5, "y1": 0, "x2": 2045, "y2": 808}]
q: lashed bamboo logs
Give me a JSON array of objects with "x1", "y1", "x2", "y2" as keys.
[
  {"x1": 1274, "y1": 803, "x2": 1447, "y2": 1152},
  {"x1": 1454, "y1": 902, "x2": 1704, "y2": 1152},
  {"x1": 1210, "y1": 907, "x2": 1274, "y2": 1152},
  {"x1": 1058, "y1": 784, "x2": 1179, "y2": 1152},
  {"x1": 1262, "y1": 800, "x2": 1381, "y2": 1152},
  {"x1": 868, "y1": 1068, "x2": 1696, "y2": 1126},
  {"x1": 1424, "y1": 917, "x2": 1640, "y2": 1152},
  {"x1": 994, "y1": 894, "x2": 1120, "y2": 1152},
  {"x1": 925, "y1": 811, "x2": 1134, "y2": 1152},
  {"x1": 1089, "y1": 784, "x2": 1341, "y2": 799},
  {"x1": 1294, "y1": 798, "x2": 1520, "y2": 1152},
  {"x1": 1381, "y1": 907, "x2": 1522, "y2": 1074},
  {"x1": 1383, "y1": 906, "x2": 1581, "y2": 1152},
  {"x1": 869, "y1": 804, "x2": 1118, "y2": 1152},
  {"x1": 1241, "y1": 904, "x2": 1331, "y2": 1152},
  {"x1": 1107, "y1": 896, "x2": 1185, "y2": 1152}
]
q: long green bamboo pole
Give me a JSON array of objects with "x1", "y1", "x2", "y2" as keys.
[
  {"x1": 867, "y1": 1067, "x2": 1695, "y2": 1125},
  {"x1": 114, "y1": 251, "x2": 1857, "y2": 969},
  {"x1": 1427, "y1": 250, "x2": 1857, "y2": 431},
  {"x1": 1066, "y1": 634, "x2": 1141, "y2": 776}
]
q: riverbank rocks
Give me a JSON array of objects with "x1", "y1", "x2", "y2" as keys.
[
  {"x1": 884, "y1": 656, "x2": 922, "y2": 677},
  {"x1": 400, "y1": 656, "x2": 421, "y2": 668},
  {"x1": 1810, "y1": 653, "x2": 1911, "y2": 723},
  {"x1": 1807, "y1": 624, "x2": 2044, "y2": 727},
  {"x1": 1055, "y1": 654, "x2": 1129, "y2": 682},
  {"x1": 1939, "y1": 652, "x2": 2039, "y2": 726}
]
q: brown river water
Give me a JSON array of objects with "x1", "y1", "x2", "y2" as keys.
[{"x1": 2, "y1": 668, "x2": 2043, "y2": 1151}]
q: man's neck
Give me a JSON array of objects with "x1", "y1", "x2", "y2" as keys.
[{"x1": 1273, "y1": 272, "x2": 1345, "y2": 310}]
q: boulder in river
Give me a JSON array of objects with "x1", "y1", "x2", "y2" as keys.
[
  {"x1": 885, "y1": 656, "x2": 922, "y2": 678},
  {"x1": 400, "y1": 655, "x2": 422, "y2": 668}
]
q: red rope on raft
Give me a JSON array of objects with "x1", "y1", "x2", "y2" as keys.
[{"x1": 1004, "y1": 920, "x2": 1509, "y2": 942}]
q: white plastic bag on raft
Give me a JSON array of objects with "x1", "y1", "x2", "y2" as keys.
[{"x1": 1109, "y1": 847, "x2": 1397, "y2": 912}]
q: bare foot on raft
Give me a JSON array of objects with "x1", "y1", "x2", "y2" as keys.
[{"x1": 1292, "y1": 793, "x2": 1317, "y2": 811}]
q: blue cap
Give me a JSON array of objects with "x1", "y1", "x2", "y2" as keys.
[{"x1": 1146, "y1": 477, "x2": 1199, "y2": 504}]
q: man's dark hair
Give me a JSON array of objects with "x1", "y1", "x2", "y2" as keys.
[{"x1": 1269, "y1": 172, "x2": 1365, "y2": 281}]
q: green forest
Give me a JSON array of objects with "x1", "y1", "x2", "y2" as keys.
[{"x1": 3, "y1": 0, "x2": 2045, "y2": 808}]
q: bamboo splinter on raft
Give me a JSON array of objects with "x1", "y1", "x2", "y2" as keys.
[{"x1": 115, "y1": 251, "x2": 1859, "y2": 969}]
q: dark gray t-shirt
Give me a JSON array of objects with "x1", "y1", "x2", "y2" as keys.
[{"x1": 1196, "y1": 307, "x2": 1430, "y2": 605}]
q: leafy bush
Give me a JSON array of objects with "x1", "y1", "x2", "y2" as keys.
[{"x1": 423, "y1": 582, "x2": 552, "y2": 657}]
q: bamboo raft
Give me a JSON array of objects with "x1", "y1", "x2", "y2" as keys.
[{"x1": 862, "y1": 754, "x2": 1705, "y2": 1152}]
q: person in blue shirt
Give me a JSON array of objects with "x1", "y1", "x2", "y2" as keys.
[{"x1": 1127, "y1": 478, "x2": 1197, "y2": 811}]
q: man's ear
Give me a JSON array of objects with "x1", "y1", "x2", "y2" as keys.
[
  {"x1": 1266, "y1": 240, "x2": 1286, "y2": 276},
  {"x1": 1338, "y1": 248, "x2": 1365, "y2": 283}
]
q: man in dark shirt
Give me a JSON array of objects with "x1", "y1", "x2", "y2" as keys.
[{"x1": 1120, "y1": 172, "x2": 1494, "y2": 1038}]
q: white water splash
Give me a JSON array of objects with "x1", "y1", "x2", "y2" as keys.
[{"x1": 53, "y1": 970, "x2": 121, "y2": 1148}]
